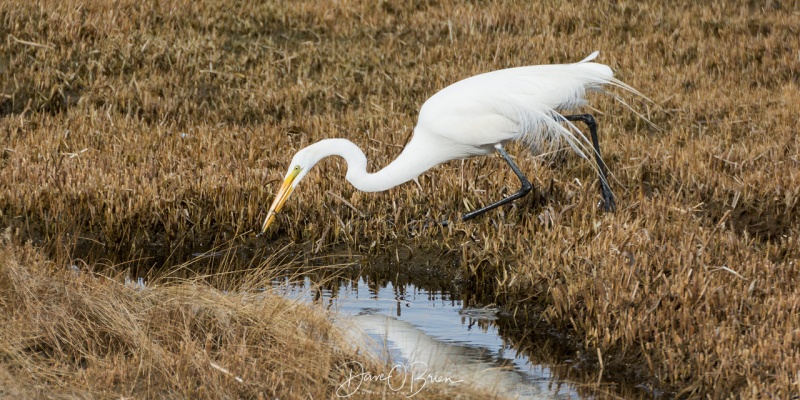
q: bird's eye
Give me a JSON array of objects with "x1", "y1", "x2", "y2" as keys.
[{"x1": 293, "y1": 166, "x2": 301, "y2": 171}]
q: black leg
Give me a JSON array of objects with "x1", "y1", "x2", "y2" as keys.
[
  {"x1": 562, "y1": 114, "x2": 616, "y2": 212},
  {"x1": 462, "y1": 146, "x2": 533, "y2": 220}
]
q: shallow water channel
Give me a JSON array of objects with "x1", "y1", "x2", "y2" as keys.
[
  {"x1": 96, "y1": 240, "x2": 648, "y2": 398},
  {"x1": 271, "y1": 275, "x2": 581, "y2": 399}
]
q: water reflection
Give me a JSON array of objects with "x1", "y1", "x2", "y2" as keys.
[{"x1": 272, "y1": 276, "x2": 580, "y2": 399}]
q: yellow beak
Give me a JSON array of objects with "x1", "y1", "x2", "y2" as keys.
[{"x1": 260, "y1": 168, "x2": 300, "y2": 234}]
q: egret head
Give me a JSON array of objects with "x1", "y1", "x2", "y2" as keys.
[{"x1": 260, "y1": 147, "x2": 321, "y2": 234}]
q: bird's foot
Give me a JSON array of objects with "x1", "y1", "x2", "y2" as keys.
[{"x1": 600, "y1": 194, "x2": 616, "y2": 212}]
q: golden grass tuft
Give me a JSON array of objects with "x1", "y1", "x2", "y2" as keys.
[
  {"x1": 0, "y1": 241, "x2": 332, "y2": 397},
  {"x1": 2, "y1": 0, "x2": 800, "y2": 397}
]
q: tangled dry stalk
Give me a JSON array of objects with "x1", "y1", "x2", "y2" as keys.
[{"x1": 2, "y1": 0, "x2": 799, "y2": 397}]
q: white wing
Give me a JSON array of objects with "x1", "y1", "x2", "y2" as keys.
[{"x1": 415, "y1": 53, "x2": 616, "y2": 159}]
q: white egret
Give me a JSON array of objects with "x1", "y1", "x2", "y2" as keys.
[{"x1": 261, "y1": 51, "x2": 639, "y2": 233}]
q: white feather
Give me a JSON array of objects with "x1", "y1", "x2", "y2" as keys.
[{"x1": 417, "y1": 53, "x2": 616, "y2": 161}]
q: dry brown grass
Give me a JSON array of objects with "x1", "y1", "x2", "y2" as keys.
[
  {"x1": 2, "y1": 0, "x2": 800, "y2": 397},
  {"x1": 0, "y1": 238, "x2": 331, "y2": 398}
]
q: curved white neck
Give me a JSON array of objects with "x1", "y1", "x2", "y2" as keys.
[{"x1": 304, "y1": 136, "x2": 449, "y2": 193}]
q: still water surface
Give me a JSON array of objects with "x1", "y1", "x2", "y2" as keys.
[{"x1": 271, "y1": 276, "x2": 581, "y2": 399}]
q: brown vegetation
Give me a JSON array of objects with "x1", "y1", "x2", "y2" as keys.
[{"x1": 1, "y1": 0, "x2": 799, "y2": 397}]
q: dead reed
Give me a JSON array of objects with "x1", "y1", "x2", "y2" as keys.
[{"x1": 2, "y1": 0, "x2": 799, "y2": 397}]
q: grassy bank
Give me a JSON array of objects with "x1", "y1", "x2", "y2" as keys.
[
  {"x1": 2, "y1": 0, "x2": 799, "y2": 397},
  {"x1": 0, "y1": 238, "x2": 500, "y2": 398}
]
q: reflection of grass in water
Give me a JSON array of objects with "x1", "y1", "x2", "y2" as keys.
[{"x1": 1, "y1": 0, "x2": 799, "y2": 397}]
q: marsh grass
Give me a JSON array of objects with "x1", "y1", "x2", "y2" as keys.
[
  {"x1": 0, "y1": 238, "x2": 336, "y2": 398},
  {"x1": 2, "y1": 0, "x2": 800, "y2": 397}
]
